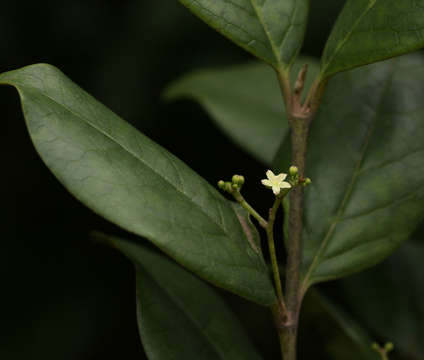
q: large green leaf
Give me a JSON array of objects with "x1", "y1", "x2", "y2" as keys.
[
  {"x1": 341, "y1": 232, "x2": 424, "y2": 359},
  {"x1": 178, "y1": 0, "x2": 309, "y2": 70},
  {"x1": 165, "y1": 58, "x2": 319, "y2": 164},
  {"x1": 0, "y1": 64, "x2": 275, "y2": 305},
  {"x1": 274, "y1": 54, "x2": 424, "y2": 289},
  {"x1": 321, "y1": 0, "x2": 424, "y2": 78},
  {"x1": 103, "y1": 234, "x2": 263, "y2": 360}
]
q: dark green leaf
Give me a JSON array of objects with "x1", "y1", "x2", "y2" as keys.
[
  {"x1": 102, "y1": 234, "x2": 263, "y2": 360},
  {"x1": 341, "y1": 235, "x2": 424, "y2": 358},
  {"x1": 299, "y1": 289, "x2": 377, "y2": 359},
  {"x1": 321, "y1": 0, "x2": 424, "y2": 78},
  {"x1": 274, "y1": 54, "x2": 424, "y2": 289},
  {"x1": 178, "y1": 0, "x2": 309, "y2": 70},
  {"x1": 165, "y1": 58, "x2": 319, "y2": 164},
  {"x1": 0, "y1": 64, "x2": 275, "y2": 305},
  {"x1": 309, "y1": 291, "x2": 377, "y2": 360}
]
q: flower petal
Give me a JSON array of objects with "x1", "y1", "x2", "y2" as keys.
[
  {"x1": 274, "y1": 173, "x2": 287, "y2": 182},
  {"x1": 280, "y1": 181, "x2": 292, "y2": 189},
  {"x1": 266, "y1": 170, "x2": 275, "y2": 180},
  {"x1": 272, "y1": 186, "x2": 281, "y2": 195},
  {"x1": 261, "y1": 179, "x2": 272, "y2": 187}
]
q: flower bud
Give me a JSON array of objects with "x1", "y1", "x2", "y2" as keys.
[
  {"x1": 385, "y1": 342, "x2": 394, "y2": 352},
  {"x1": 303, "y1": 178, "x2": 312, "y2": 186},
  {"x1": 224, "y1": 182, "x2": 233, "y2": 193},
  {"x1": 218, "y1": 180, "x2": 225, "y2": 189},
  {"x1": 289, "y1": 166, "x2": 298, "y2": 177},
  {"x1": 232, "y1": 174, "x2": 245, "y2": 186}
]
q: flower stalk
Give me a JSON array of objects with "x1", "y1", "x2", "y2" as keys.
[
  {"x1": 266, "y1": 193, "x2": 288, "y2": 314},
  {"x1": 218, "y1": 176, "x2": 268, "y2": 228},
  {"x1": 372, "y1": 342, "x2": 394, "y2": 360},
  {"x1": 232, "y1": 190, "x2": 268, "y2": 229}
]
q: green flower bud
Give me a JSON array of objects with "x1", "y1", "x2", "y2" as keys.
[
  {"x1": 224, "y1": 182, "x2": 233, "y2": 193},
  {"x1": 303, "y1": 178, "x2": 312, "y2": 186},
  {"x1": 289, "y1": 166, "x2": 298, "y2": 177},
  {"x1": 385, "y1": 342, "x2": 394, "y2": 352},
  {"x1": 371, "y1": 343, "x2": 380, "y2": 351},
  {"x1": 232, "y1": 183, "x2": 239, "y2": 190},
  {"x1": 232, "y1": 174, "x2": 245, "y2": 186},
  {"x1": 218, "y1": 180, "x2": 225, "y2": 189}
]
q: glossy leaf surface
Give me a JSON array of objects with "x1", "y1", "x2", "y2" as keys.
[
  {"x1": 165, "y1": 58, "x2": 319, "y2": 164},
  {"x1": 0, "y1": 64, "x2": 275, "y2": 305},
  {"x1": 103, "y1": 235, "x2": 263, "y2": 360},
  {"x1": 178, "y1": 0, "x2": 309, "y2": 69},
  {"x1": 321, "y1": 0, "x2": 424, "y2": 78},
  {"x1": 342, "y1": 236, "x2": 424, "y2": 358},
  {"x1": 274, "y1": 54, "x2": 424, "y2": 288}
]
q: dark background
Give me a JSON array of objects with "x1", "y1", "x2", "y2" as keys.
[{"x1": 0, "y1": 1, "x2": 347, "y2": 359}]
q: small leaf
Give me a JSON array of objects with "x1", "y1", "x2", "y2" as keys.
[
  {"x1": 321, "y1": 0, "x2": 424, "y2": 78},
  {"x1": 274, "y1": 54, "x2": 424, "y2": 289},
  {"x1": 0, "y1": 64, "x2": 275, "y2": 305},
  {"x1": 178, "y1": 0, "x2": 309, "y2": 70},
  {"x1": 165, "y1": 58, "x2": 319, "y2": 164},
  {"x1": 102, "y1": 234, "x2": 264, "y2": 360},
  {"x1": 341, "y1": 233, "x2": 424, "y2": 359}
]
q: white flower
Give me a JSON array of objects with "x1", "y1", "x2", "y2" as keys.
[{"x1": 261, "y1": 170, "x2": 291, "y2": 195}]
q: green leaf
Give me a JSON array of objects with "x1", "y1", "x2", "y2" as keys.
[
  {"x1": 274, "y1": 54, "x2": 424, "y2": 289},
  {"x1": 0, "y1": 64, "x2": 275, "y2": 305},
  {"x1": 341, "y1": 233, "x2": 424, "y2": 358},
  {"x1": 300, "y1": 289, "x2": 377, "y2": 359},
  {"x1": 309, "y1": 291, "x2": 377, "y2": 360},
  {"x1": 178, "y1": 0, "x2": 309, "y2": 70},
  {"x1": 343, "y1": 243, "x2": 424, "y2": 359},
  {"x1": 165, "y1": 58, "x2": 319, "y2": 164},
  {"x1": 101, "y1": 234, "x2": 263, "y2": 360},
  {"x1": 321, "y1": 0, "x2": 424, "y2": 78}
]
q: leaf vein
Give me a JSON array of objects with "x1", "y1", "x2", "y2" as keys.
[
  {"x1": 322, "y1": 0, "x2": 379, "y2": 74},
  {"x1": 137, "y1": 267, "x2": 227, "y2": 359},
  {"x1": 302, "y1": 60, "x2": 396, "y2": 288},
  {"x1": 22, "y1": 84, "x2": 235, "y2": 238},
  {"x1": 339, "y1": 182, "x2": 424, "y2": 222},
  {"x1": 189, "y1": 0, "x2": 270, "y2": 50}
]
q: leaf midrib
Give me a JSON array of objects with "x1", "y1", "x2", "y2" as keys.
[
  {"x1": 18, "y1": 82, "x2": 235, "y2": 240},
  {"x1": 321, "y1": 0, "x2": 378, "y2": 76},
  {"x1": 137, "y1": 266, "x2": 228, "y2": 360},
  {"x1": 189, "y1": 0, "x2": 269, "y2": 51},
  {"x1": 302, "y1": 61, "x2": 396, "y2": 289},
  {"x1": 249, "y1": 0, "x2": 282, "y2": 66}
]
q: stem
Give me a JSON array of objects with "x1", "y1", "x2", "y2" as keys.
[
  {"x1": 267, "y1": 197, "x2": 286, "y2": 309},
  {"x1": 280, "y1": 326, "x2": 298, "y2": 360},
  {"x1": 286, "y1": 119, "x2": 308, "y2": 310},
  {"x1": 272, "y1": 66, "x2": 326, "y2": 360},
  {"x1": 232, "y1": 191, "x2": 268, "y2": 229},
  {"x1": 279, "y1": 119, "x2": 309, "y2": 360}
]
